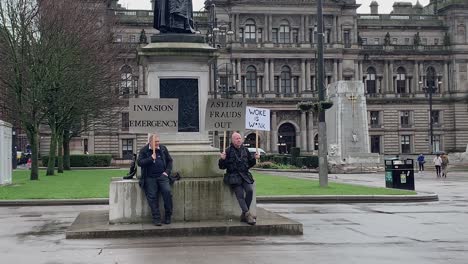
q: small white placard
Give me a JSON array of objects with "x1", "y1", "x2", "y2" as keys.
[{"x1": 245, "y1": 106, "x2": 270, "y2": 131}]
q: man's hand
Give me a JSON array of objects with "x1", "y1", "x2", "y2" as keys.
[
  {"x1": 151, "y1": 153, "x2": 156, "y2": 160},
  {"x1": 220, "y1": 152, "x2": 226, "y2": 160},
  {"x1": 162, "y1": 172, "x2": 168, "y2": 177}
]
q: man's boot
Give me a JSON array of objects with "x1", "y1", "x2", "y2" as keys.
[
  {"x1": 240, "y1": 212, "x2": 247, "y2": 222},
  {"x1": 245, "y1": 211, "x2": 256, "y2": 225},
  {"x1": 164, "y1": 215, "x2": 171, "y2": 225}
]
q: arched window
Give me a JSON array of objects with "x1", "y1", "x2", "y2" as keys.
[
  {"x1": 245, "y1": 19, "x2": 256, "y2": 43},
  {"x1": 279, "y1": 20, "x2": 290, "y2": 44},
  {"x1": 244, "y1": 133, "x2": 258, "y2": 148},
  {"x1": 396, "y1": 67, "x2": 406, "y2": 94},
  {"x1": 278, "y1": 123, "x2": 296, "y2": 154},
  {"x1": 426, "y1": 66, "x2": 436, "y2": 90},
  {"x1": 246, "y1": 66, "x2": 257, "y2": 96},
  {"x1": 120, "y1": 65, "x2": 132, "y2": 95},
  {"x1": 366, "y1": 67, "x2": 377, "y2": 94},
  {"x1": 281, "y1": 66, "x2": 292, "y2": 96}
]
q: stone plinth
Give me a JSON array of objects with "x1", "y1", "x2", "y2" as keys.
[{"x1": 0, "y1": 120, "x2": 12, "y2": 185}]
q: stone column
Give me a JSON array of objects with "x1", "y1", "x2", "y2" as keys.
[
  {"x1": 234, "y1": 14, "x2": 239, "y2": 42},
  {"x1": 270, "y1": 59, "x2": 275, "y2": 92},
  {"x1": 444, "y1": 62, "x2": 449, "y2": 93},
  {"x1": 236, "y1": 59, "x2": 241, "y2": 92},
  {"x1": 333, "y1": 60, "x2": 338, "y2": 83},
  {"x1": 268, "y1": 15, "x2": 273, "y2": 42},
  {"x1": 266, "y1": 126, "x2": 271, "y2": 152},
  {"x1": 337, "y1": 16, "x2": 342, "y2": 42},
  {"x1": 332, "y1": 15, "x2": 337, "y2": 43},
  {"x1": 305, "y1": 15, "x2": 310, "y2": 43},
  {"x1": 265, "y1": 14, "x2": 269, "y2": 42},
  {"x1": 306, "y1": 60, "x2": 311, "y2": 90},
  {"x1": 389, "y1": 61, "x2": 394, "y2": 94},
  {"x1": 414, "y1": 61, "x2": 420, "y2": 93},
  {"x1": 272, "y1": 111, "x2": 278, "y2": 152},
  {"x1": 300, "y1": 15, "x2": 305, "y2": 43},
  {"x1": 307, "y1": 112, "x2": 314, "y2": 152},
  {"x1": 301, "y1": 59, "x2": 306, "y2": 92},
  {"x1": 301, "y1": 111, "x2": 307, "y2": 150},
  {"x1": 338, "y1": 60, "x2": 343, "y2": 81},
  {"x1": 382, "y1": 61, "x2": 387, "y2": 93},
  {"x1": 354, "y1": 62, "x2": 359, "y2": 81},
  {"x1": 264, "y1": 59, "x2": 269, "y2": 92},
  {"x1": 138, "y1": 65, "x2": 144, "y2": 94}
]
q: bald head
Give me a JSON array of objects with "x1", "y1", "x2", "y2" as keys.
[{"x1": 231, "y1": 132, "x2": 243, "y2": 148}]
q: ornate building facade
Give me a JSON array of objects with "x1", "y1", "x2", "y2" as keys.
[{"x1": 35, "y1": 0, "x2": 468, "y2": 159}]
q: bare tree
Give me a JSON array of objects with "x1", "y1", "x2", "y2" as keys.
[
  {"x1": 0, "y1": 0, "x2": 44, "y2": 180},
  {"x1": 36, "y1": 0, "x2": 120, "y2": 175}
]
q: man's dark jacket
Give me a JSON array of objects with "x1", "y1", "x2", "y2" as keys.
[
  {"x1": 218, "y1": 144, "x2": 256, "y2": 185},
  {"x1": 137, "y1": 144, "x2": 173, "y2": 189}
]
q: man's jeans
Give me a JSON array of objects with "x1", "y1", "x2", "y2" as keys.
[{"x1": 144, "y1": 176, "x2": 172, "y2": 222}]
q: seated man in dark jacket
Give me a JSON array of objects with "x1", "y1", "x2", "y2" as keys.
[
  {"x1": 138, "y1": 133, "x2": 173, "y2": 226},
  {"x1": 219, "y1": 132, "x2": 259, "y2": 225}
]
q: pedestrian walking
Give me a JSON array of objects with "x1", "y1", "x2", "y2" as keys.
[
  {"x1": 433, "y1": 154, "x2": 442, "y2": 178},
  {"x1": 441, "y1": 153, "x2": 449, "y2": 178},
  {"x1": 417, "y1": 154, "x2": 425, "y2": 174}
]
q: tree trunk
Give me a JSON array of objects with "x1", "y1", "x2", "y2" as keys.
[
  {"x1": 26, "y1": 128, "x2": 40, "y2": 181},
  {"x1": 63, "y1": 131, "x2": 71, "y2": 170},
  {"x1": 57, "y1": 130, "x2": 64, "y2": 173},
  {"x1": 46, "y1": 129, "x2": 58, "y2": 176}
]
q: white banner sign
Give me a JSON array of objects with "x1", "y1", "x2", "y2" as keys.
[
  {"x1": 245, "y1": 106, "x2": 270, "y2": 131},
  {"x1": 129, "y1": 98, "x2": 179, "y2": 133}
]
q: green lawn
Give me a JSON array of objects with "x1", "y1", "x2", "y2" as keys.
[{"x1": 0, "y1": 169, "x2": 415, "y2": 200}]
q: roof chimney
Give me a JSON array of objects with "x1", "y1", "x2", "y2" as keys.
[{"x1": 370, "y1": 1, "x2": 379, "y2": 15}]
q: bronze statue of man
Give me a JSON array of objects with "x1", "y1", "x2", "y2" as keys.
[{"x1": 154, "y1": 0, "x2": 195, "y2": 34}]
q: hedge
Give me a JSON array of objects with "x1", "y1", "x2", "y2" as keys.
[
  {"x1": 258, "y1": 154, "x2": 318, "y2": 168},
  {"x1": 42, "y1": 154, "x2": 112, "y2": 167}
]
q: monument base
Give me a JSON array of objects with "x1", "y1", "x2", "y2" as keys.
[
  {"x1": 67, "y1": 208, "x2": 303, "y2": 239},
  {"x1": 328, "y1": 153, "x2": 382, "y2": 174}
]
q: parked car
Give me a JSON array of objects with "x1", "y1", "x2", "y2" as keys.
[{"x1": 247, "y1": 148, "x2": 267, "y2": 156}]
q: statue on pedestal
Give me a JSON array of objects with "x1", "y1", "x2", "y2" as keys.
[{"x1": 154, "y1": 0, "x2": 195, "y2": 33}]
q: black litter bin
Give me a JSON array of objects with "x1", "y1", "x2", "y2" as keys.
[{"x1": 384, "y1": 158, "x2": 415, "y2": 190}]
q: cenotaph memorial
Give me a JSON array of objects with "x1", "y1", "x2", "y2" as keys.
[
  {"x1": 325, "y1": 81, "x2": 381, "y2": 173},
  {"x1": 67, "y1": 0, "x2": 301, "y2": 238},
  {"x1": 0, "y1": 120, "x2": 12, "y2": 185}
]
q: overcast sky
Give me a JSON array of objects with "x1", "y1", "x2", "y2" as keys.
[{"x1": 118, "y1": 0, "x2": 430, "y2": 13}]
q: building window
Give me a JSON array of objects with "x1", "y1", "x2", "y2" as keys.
[
  {"x1": 121, "y1": 112, "x2": 129, "y2": 130},
  {"x1": 400, "y1": 111, "x2": 411, "y2": 128},
  {"x1": 366, "y1": 67, "x2": 377, "y2": 94},
  {"x1": 433, "y1": 135, "x2": 441, "y2": 153},
  {"x1": 279, "y1": 21, "x2": 290, "y2": 44},
  {"x1": 274, "y1": 76, "x2": 279, "y2": 93},
  {"x1": 272, "y1": 28, "x2": 278, "y2": 43},
  {"x1": 401, "y1": 135, "x2": 411, "y2": 154},
  {"x1": 392, "y1": 38, "x2": 398, "y2": 45},
  {"x1": 431, "y1": 110, "x2": 440, "y2": 126},
  {"x1": 422, "y1": 38, "x2": 427, "y2": 45},
  {"x1": 130, "y1": 35, "x2": 136, "y2": 42},
  {"x1": 370, "y1": 135, "x2": 381, "y2": 154},
  {"x1": 281, "y1": 66, "x2": 292, "y2": 96},
  {"x1": 374, "y1": 38, "x2": 379, "y2": 45},
  {"x1": 239, "y1": 28, "x2": 244, "y2": 42},
  {"x1": 362, "y1": 38, "x2": 367, "y2": 45},
  {"x1": 292, "y1": 29, "x2": 299, "y2": 44},
  {"x1": 246, "y1": 66, "x2": 257, "y2": 96},
  {"x1": 258, "y1": 28, "x2": 263, "y2": 43},
  {"x1": 434, "y1": 38, "x2": 439, "y2": 45},
  {"x1": 404, "y1": 38, "x2": 410, "y2": 45},
  {"x1": 120, "y1": 65, "x2": 133, "y2": 95},
  {"x1": 344, "y1": 30, "x2": 351, "y2": 48},
  {"x1": 244, "y1": 20, "x2": 256, "y2": 43},
  {"x1": 426, "y1": 67, "x2": 437, "y2": 90},
  {"x1": 122, "y1": 139, "x2": 134, "y2": 159},
  {"x1": 396, "y1": 67, "x2": 406, "y2": 94},
  {"x1": 115, "y1": 35, "x2": 122, "y2": 42},
  {"x1": 370, "y1": 111, "x2": 380, "y2": 128}
]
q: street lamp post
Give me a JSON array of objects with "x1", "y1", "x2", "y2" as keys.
[
  {"x1": 421, "y1": 80, "x2": 441, "y2": 153},
  {"x1": 317, "y1": 0, "x2": 328, "y2": 187}
]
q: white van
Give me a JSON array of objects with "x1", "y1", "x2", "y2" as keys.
[{"x1": 247, "y1": 148, "x2": 267, "y2": 156}]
